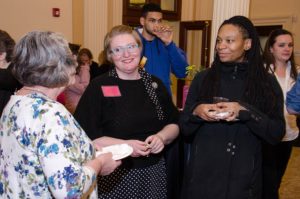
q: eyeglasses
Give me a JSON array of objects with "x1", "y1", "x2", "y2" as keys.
[{"x1": 109, "y1": 43, "x2": 139, "y2": 57}]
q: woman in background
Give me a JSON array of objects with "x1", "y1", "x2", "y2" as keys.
[
  {"x1": 0, "y1": 31, "x2": 120, "y2": 198},
  {"x1": 97, "y1": 50, "x2": 113, "y2": 76},
  {"x1": 74, "y1": 25, "x2": 179, "y2": 199},
  {"x1": 263, "y1": 29, "x2": 299, "y2": 199},
  {"x1": 0, "y1": 29, "x2": 21, "y2": 116},
  {"x1": 78, "y1": 48, "x2": 101, "y2": 80},
  {"x1": 64, "y1": 61, "x2": 90, "y2": 114},
  {"x1": 56, "y1": 43, "x2": 81, "y2": 105},
  {"x1": 179, "y1": 16, "x2": 285, "y2": 199}
]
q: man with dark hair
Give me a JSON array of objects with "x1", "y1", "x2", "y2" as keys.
[
  {"x1": 141, "y1": 2, "x2": 162, "y2": 17},
  {"x1": 135, "y1": 3, "x2": 188, "y2": 94}
]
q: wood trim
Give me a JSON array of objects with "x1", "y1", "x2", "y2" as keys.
[
  {"x1": 179, "y1": 21, "x2": 211, "y2": 67},
  {"x1": 177, "y1": 20, "x2": 211, "y2": 108},
  {"x1": 255, "y1": 25, "x2": 283, "y2": 36}
]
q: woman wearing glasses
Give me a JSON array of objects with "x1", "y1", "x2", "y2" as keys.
[{"x1": 74, "y1": 25, "x2": 179, "y2": 199}]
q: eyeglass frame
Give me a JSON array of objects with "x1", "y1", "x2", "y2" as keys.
[{"x1": 109, "y1": 43, "x2": 140, "y2": 57}]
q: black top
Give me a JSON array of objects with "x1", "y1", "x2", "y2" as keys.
[
  {"x1": 0, "y1": 64, "x2": 22, "y2": 116},
  {"x1": 89, "y1": 61, "x2": 113, "y2": 80},
  {"x1": 179, "y1": 62, "x2": 285, "y2": 199},
  {"x1": 97, "y1": 63, "x2": 113, "y2": 77},
  {"x1": 74, "y1": 73, "x2": 179, "y2": 168}
]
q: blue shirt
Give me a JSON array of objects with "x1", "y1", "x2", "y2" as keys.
[
  {"x1": 136, "y1": 28, "x2": 188, "y2": 94},
  {"x1": 286, "y1": 74, "x2": 300, "y2": 113}
]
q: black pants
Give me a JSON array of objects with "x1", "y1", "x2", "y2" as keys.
[{"x1": 262, "y1": 141, "x2": 293, "y2": 199}]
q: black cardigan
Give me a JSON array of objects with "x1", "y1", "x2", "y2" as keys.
[{"x1": 74, "y1": 74, "x2": 179, "y2": 168}]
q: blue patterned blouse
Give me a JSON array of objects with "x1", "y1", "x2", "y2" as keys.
[{"x1": 0, "y1": 93, "x2": 97, "y2": 198}]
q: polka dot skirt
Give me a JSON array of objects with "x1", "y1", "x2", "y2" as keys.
[{"x1": 97, "y1": 159, "x2": 167, "y2": 199}]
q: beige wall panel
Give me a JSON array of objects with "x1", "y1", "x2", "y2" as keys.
[
  {"x1": 80, "y1": 0, "x2": 122, "y2": 62},
  {"x1": 210, "y1": 0, "x2": 250, "y2": 64},
  {"x1": 72, "y1": 0, "x2": 84, "y2": 45},
  {"x1": 181, "y1": 0, "x2": 213, "y2": 21},
  {"x1": 250, "y1": 0, "x2": 294, "y2": 16},
  {"x1": 250, "y1": 0, "x2": 300, "y2": 65},
  {"x1": 181, "y1": 0, "x2": 196, "y2": 21},
  {"x1": 108, "y1": 0, "x2": 123, "y2": 30},
  {"x1": 0, "y1": 0, "x2": 73, "y2": 42},
  {"x1": 84, "y1": 0, "x2": 108, "y2": 62},
  {"x1": 194, "y1": 0, "x2": 213, "y2": 20}
]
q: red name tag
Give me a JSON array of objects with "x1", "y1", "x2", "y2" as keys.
[{"x1": 101, "y1": 86, "x2": 121, "y2": 97}]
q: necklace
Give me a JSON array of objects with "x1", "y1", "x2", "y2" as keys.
[{"x1": 20, "y1": 87, "x2": 48, "y2": 97}]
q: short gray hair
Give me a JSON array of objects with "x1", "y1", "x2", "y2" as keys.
[{"x1": 12, "y1": 31, "x2": 77, "y2": 88}]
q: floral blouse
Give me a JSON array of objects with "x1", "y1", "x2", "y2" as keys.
[{"x1": 0, "y1": 93, "x2": 97, "y2": 199}]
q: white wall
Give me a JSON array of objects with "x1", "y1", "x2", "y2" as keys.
[{"x1": 0, "y1": 0, "x2": 72, "y2": 42}]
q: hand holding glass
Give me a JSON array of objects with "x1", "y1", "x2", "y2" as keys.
[
  {"x1": 212, "y1": 97, "x2": 230, "y2": 119},
  {"x1": 213, "y1": 97, "x2": 229, "y2": 103}
]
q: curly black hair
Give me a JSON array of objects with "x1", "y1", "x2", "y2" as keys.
[{"x1": 141, "y1": 3, "x2": 162, "y2": 17}]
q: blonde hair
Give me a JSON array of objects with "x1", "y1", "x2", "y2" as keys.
[{"x1": 103, "y1": 25, "x2": 142, "y2": 62}]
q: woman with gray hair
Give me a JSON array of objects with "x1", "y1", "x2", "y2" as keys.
[{"x1": 0, "y1": 31, "x2": 120, "y2": 198}]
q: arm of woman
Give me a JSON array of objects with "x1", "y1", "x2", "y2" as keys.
[
  {"x1": 145, "y1": 123, "x2": 179, "y2": 154},
  {"x1": 77, "y1": 63, "x2": 90, "y2": 89},
  {"x1": 38, "y1": 109, "x2": 102, "y2": 198},
  {"x1": 84, "y1": 152, "x2": 121, "y2": 176},
  {"x1": 93, "y1": 136, "x2": 151, "y2": 157},
  {"x1": 235, "y1": 76, "x2": 285, "y2": 145},
  {"x1": 179, "y1": 71, "x2": 210, "y2": 136},
  {"x1": 65, "y1": 63, "x2": 90, "y2": 94},
  {"x1": 192, "y1": 103, "x2": 221, "y2": 121},
  {"x1": 143, "y1": 76, "x2": 180, "y2": 154}
]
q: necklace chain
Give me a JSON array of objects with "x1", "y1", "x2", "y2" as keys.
[{"x1": 20, "y1": 87, "x2": 48, "y2": 97}]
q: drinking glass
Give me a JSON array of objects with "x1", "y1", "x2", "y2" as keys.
[
  {"x1": 212, "y1": 97, "x2": 230, "y2": 118},
  {"x1": 213, "y1": 96, "x2": 229, "y2": 103}
]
